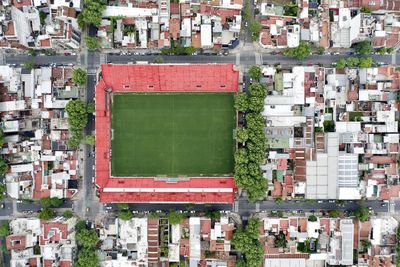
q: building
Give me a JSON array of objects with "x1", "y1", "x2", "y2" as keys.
[{"x1": 95, "y1": 64, "x2": 239, "y2": 203}]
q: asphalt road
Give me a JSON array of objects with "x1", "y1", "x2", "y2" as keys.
[
  {"x1": 5, "y1": 52, "x2": 396, "y2": 67},
  {"x1": 16, "y1": 200, "x2": 72, "y2": 212},
  {"x1": 0, "y1": 200, "x2": 13, "y2": 216}
]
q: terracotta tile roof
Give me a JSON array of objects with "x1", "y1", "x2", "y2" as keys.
[
  {"x1": 201, "y1": 219, "x2": 211, "y2": 235},
  {"x1": 169, "y1": 18, "x2": 180, "y2": 40},
  {"x1": 40, "y1": 221, "x2": 68, "y2": 245},
  {"x1": 6, "y1": 235, "x2": 27, "y2": 250}
]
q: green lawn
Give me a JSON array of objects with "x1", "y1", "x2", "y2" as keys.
[{"x1": 110, "y1": 93, "x2": 236, "y2": 177}]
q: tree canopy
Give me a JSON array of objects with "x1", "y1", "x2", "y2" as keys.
[
  {"x1": 232, "y1": 218, "x2": 264, "y2": 267},
  {"x1": 39, "y1": 208, "x2": 56, "y2": 220},
  {"x1": 23, "y1": 61, "x2": 36, "y2": 70},
  {"x1": 235, "y1": 128, "x2": 249, "y2": 143},
  {"x1": 308, "y1": 215, "x2": 318, "y2": 222},
  {"x1": 250, "y1": 21, "x2": 261, "y2": 41},
  {"x1": 168, "y1": 210, "x2": 186, "y2": 225},
  {"x1": 118, "y1": 210, "x2": 133, "y2": 221},
  {"x1": 66, "y1": 100, "x2": 89, "y2": 148},
  {"x1": 74, "y1": 248, "x2": 99, "y2": 267},
  {"x1": 0, "y1": 159, "x2": 8, "y2": 176},
  {"x1": 85, "y1": 37, "x2": 100, "y2": 50},
  {"x1": 85, "y1": 135, "x2": 95, "y2": 145},
  {"x1": 0, "y1": 223, "x2": 9, "y2": 237},
  {"x1": 40, "y1": 197, "x2": 63, "y2": 208},
  {"x1": 354, "y1": 207, "x2": 370, "y2": 222},
  {"x1": 77, "y1": 0, "x2": 106, "y2": 29},
  {"x1": 249, "y1": 66, "x2": 262, "y2": 81},
  {"x1": 72, "y1": 68, "x2": 87, "y2": 86},
  {"x1": 76, "y1": 229, "x2": 99, "y2": 248},
  {"x1": 63, "y1": 210, "x2": 74, "y2": 218},
  {"x1": 284, "y1": 41, "x2": 311, "y2": 60},
  {"x1": 352, "y1": 41, "x2": 372, "y2": 55},
  {"x1": 360, "y1": 6, "x2": 372, "y2": 13},
  {"x1": 234, "y1": 93, "x2": 249, "y2": 112}
]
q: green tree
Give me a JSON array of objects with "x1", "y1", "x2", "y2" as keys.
[
  {"x1": 275, "y1": 197, "x2": 284, "y2": 204},
  {"x1": 284, "y1": 41, "x2": 311, "y2": 60},
  {"x1": 0, "y1": 183, "x2": 6, "y2": 200},
  {"x1": 236, "y1": 128, "x2": 249, "y2": 143},
  {"x1": 39, "y1": 208, "x2": 56, "y2": 220},
  {"x1": 335, "y1": 58, "x2": 346, "y2": 69},
  {"x1": 284, "y1": 3, "x2": 298, "y2": 16},
  {"x1": 41, "y1": 197, "x2": 63, "y2": 208},
  {"x1": 87, "y1": 103, "x2": 95, "y2": 113},
  {"x1": 248, "y1": 97, "x2": 264, "y2": 113},
  {"x1": 85, "y1": 135, "x2": 95, "y2": 145},
  {"x1": 205, "y1": 210, "x2": 221, "y2": 220},
  {"x1": 117, "y1": 203, "x2": 129, "y2": 210},
  {"x1": 0, "y1": 159, "x2": 8, "y2": 175},
  {"x1": 76, "y1": 220, "x2": 88, "y2": 232},
  {"x1": 153, "y1": 56, "x2": 163, "y2": 63},
  {"x1": 72, "y1": 68, "x2": 87, "y2": 86},
  {"x1": 66, "y1": 100, "x2": 88, "y2": 130},
  {"x1": 76, "y1": 229, "x2": 99, "y2": 248},
  {"x1": 63, "y1": 210, "x2": 73, "y2": 218},
  {"x1": 234, "y1": 93, "x2": 249, "y2": 112},
  {"x1": 246, "y1": 218, "x2": 261, "y2": 240},
  {"x1": 249, "y1": 66, "x2": 262, "y2": 81},
  {"x1": 308, "y1": 215, "x2": 318, "y2": 222},
  {"x1": 353, "y1": 41, "x2": 372, "y2": 55},
  {"x1": 246, "y1": 113, "x2": 265, "y2": 130},
  {"x1": 23, "y1": 61, "x2": 36, "y2": 70},
  {"x1": 168, "y1": 210, "x2": 186, "y2": 225},
  {"x1": 0, "y1": 129, "x2": 4, "y2": 147},
  {"x1": 328, "y1": 210, "x2": 341, "y2": 218},
  {"x1": 346, "y1": 57, "x2": 360, "y2": 67},
  {"x1": 317, "y1": 46, "x2": 325, "y2": 55},
  {"x1": 27, "y1": 48, "x2": 37, "y2": 56},
  {"x1": 234, "y1": 149, "x2": 249, "y2": 165},
  {"x1": 274, "y1": 232, "x2": 287, "y2": 248},
  {"x1": 354, "y1": 207, "x2": 369, "y2": 222},
  {"x1": 74, "y1": 248, "x2": 99, "y2": 267},
  {"x1": 359, "y1": 57, "x2": 374, "y2": 68},
  {"x1": 249, "y1": 83, "x2": 267, "y2": 99},
  {"x1": 250, "y1": 21, "x2": 261, "y2": 41},
  {"x1": 39, "y1": 11, "x2": 48, "y2": 25},
  {"x1": 0, "y1": 223, "x2": 9, "y2": 237},
  {"x1": 118, "y1": 210, "x2": 133, "y2": 221},
  {"x1": 360, "y1": 6, "x2": 372, "y2": 13},
  {"x1": 77, "y1": 0, "x2": 106, "y2": 29},
  {"x1": 85, "y1": 37, "x2": 99, "y2": 50}
]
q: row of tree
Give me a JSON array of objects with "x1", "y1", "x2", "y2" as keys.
[
  {"x1": 0, "y1": 130, "x2": 8, "y2": 177},
  {"x1": 65, "y1": 100, "x2": 91, "y2": 148},
  {"x1": 335, "y1": 57, "x2": 374, "y2": 69},
  {"x1": 234, "y1": 66, "x2": 268, "y2": 201},
  {"x1": 232, "y1": 218, "x2": 264, "y2": 267},
  {"x1": 75, "y1": 220, "x2": 100, "y2": 267},
  {"x1": 77, "y1": 0, "x2": 106, "y2": 29}
]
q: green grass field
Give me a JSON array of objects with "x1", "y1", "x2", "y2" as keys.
[{"x1": 110, "y1": 93, "x2": 236, "y2": 177}]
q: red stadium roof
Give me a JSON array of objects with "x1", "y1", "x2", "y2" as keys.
[{"x1": 95, "y1": 64, "x2": 239, "y2": 203}]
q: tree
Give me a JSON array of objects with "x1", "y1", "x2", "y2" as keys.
[
  {"x1": 249, "y1": 83, "x2": 267, "y2": 99},
  {"x1": 168, "y1": 210, "x2": 186, "y2": 225},
  {"x1": 360, "y1": 6, "x2": 372, "y2": 13},
  {"x1": 85, "y1": 135, "x2": 95, "y2": 145},
  {"x1": 275, "y1": 197, "x2": 284, "y2": 204},
  {"x1": 235, "y1": 149, "x2": 248, "y2": 165},
  {"x1": 248, "y1": 97, "x2": 264, "y2": 113},
  {"x1": 118, "y1": 210, "x2": 133, "y2": 221},
  {"x1": 284, "y1": 41, "x2": 311, "y2": 60},
  {"x1": 308, "y1": 215, "x2": 318, "y2": 222},
  {"x1": 283, "y1": 3, "x2": 298, "y2": 16},
  {"x1": 77, "y1": 0, "x2": 106, "y2": 28},
  {"x1": 353, "y1": 41, "x2": 372, "y2": 55},
  {"x1": 246, "y1": 218, "x2": 261, "y2": 240},
  {"x1": 117, "y1": 203, "x2": 129, "y2": 210},
  {"x1": 323, "y1": 120, "x2": 335, "y2": 132},
  {"x1": 86, "y1": 102, "x2": 95, "y2": 113},
  {"x1": 28, "y1": 48, "x2": 37, "y2": 56},
  {"x1": 274, "y1": 232, "x2": 287, "y2": 248},
  {"x1": 153, "y1": 56, "x2": 163, "y2": 63},
  {"x1": 76, "y1": 228, "x2": 99, "y2": 248},
  {"x1": 234, "y1": 93, "x2": 249, "y2": 112},
  {"x1": 66, "y1": 100, "x2": 88, "y2": 129},
  {"x1": 72, "y1": 68, "x2": 87, "y2": 86},
  {"x1": 74, "y1": 248, "x2": 99, "y2": 267},
  {"x1": 354, "y1": 207, "x2": 369, "y2": 222},
  {"x1": 0, "y1": 159, "x2": 8, "y2": 175},
  {"x1": 85, "y1": 37, "x2": 99, "y2": 50},
  {"x1": 359, "y1": 57, "x2": 374, "y2": 68},
  {"x1": 249, "y1": 66, "x2": 262, "y2": 81},
  {"x1": 317, "y1": 46, "x2": 325, "y2": 55},
  {"x1": 23, "y1": 61, "x2": 36, "y2": 70},
  {"x1": 63, "y1": 210, "x2": 73, "y2": 218},
  {"x1": 205, "y1": 210, "x2": 221, "y2": 220},
  {"x1": 246, "y1": 113, "x2": 264, "y2": 130},
  {"x1": 346, "y1": 57, "x2": 360, "y2": 67},
  {"x1": 76, "y1": 220, "x2": 88, "y2": 232},
  {"x1": 0, "y1": 183, "x2": 6, "y2": 200},
  {"x1": 236, "y1": 128, "x2": 249, "y2": 143},
  {"x1": 250, "y1": 21, "x2": 261, "y2": 41},
  {"x1": 0, "y1": 129, "x2": 4, "y2": 147},
  {"x1": 328, "y1": 210, "x2": 341, "y2": 218},
  {"x1": 0, "y1": 223, "x2": 9, "y2": 237},
  {"x1": 39, "y1": 208, "x2": 55, "y2": 220},
  {"x1": 335, "y1": 58, "x2": 346, "y2": 69},
  {"x1": 40, "y1": 197, "x2": 63, "y2": 208}
]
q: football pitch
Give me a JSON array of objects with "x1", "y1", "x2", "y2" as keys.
[{"x1": 110, "y1": 93, "x2": 236, "y2": 177}]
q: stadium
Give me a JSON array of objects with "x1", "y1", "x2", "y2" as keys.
[{"x1": 95, "y1": 64, "x2": 239, "y2": 203}]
